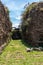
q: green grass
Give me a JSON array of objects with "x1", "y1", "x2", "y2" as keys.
[{"x1": 0, "y1": 40, "x2": 43, "y2": 65}]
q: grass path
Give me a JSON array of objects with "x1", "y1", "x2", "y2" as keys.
[{"x1": 0, "y1": 40, "x2": 43, "y2": 65}]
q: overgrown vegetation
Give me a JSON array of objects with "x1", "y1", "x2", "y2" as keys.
[
  {"x1": 20, "y1": 2, "x2": 43, "y2": 46},
  {"x1": 0, "y1": 1, "x2": 43, "y2": 65},
  {"x1": 0, "y1": 40, "x2": 43, "y2": 65}
]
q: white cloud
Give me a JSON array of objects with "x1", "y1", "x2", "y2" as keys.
[
  {"x1": 10, "y1": 15, "x2": 21, "y2": 21},
  {"x1": 12, "y1": 23, "x2": 19, "y2": 28}
]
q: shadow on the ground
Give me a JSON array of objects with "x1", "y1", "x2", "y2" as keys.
[
  {"x1": 21, "y1": 39, "x2": 32, "y2": 48},
  {"x1": 21, "y1": 39, "x2": 43, "y2": 51}
]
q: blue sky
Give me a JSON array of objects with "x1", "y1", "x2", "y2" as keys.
[{"x1": 1, "y1": 0, "x2": 39, "y2": 27}]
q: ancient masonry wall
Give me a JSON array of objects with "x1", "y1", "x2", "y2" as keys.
[{"x1": 0, "y1": 1, "x2": 12, "y2": 52}]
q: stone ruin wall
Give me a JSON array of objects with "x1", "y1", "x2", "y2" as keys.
[
  {"x1": 0, "y1": 1, "x2": 12, "y2": 47},
  {"x1": 21, "y1": 2, "x2": 43, "y2": 46}
]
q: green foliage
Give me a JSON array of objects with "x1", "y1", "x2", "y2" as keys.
[{"x1": 0, "y1": 40, "x2": 43, "y2": 65}]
